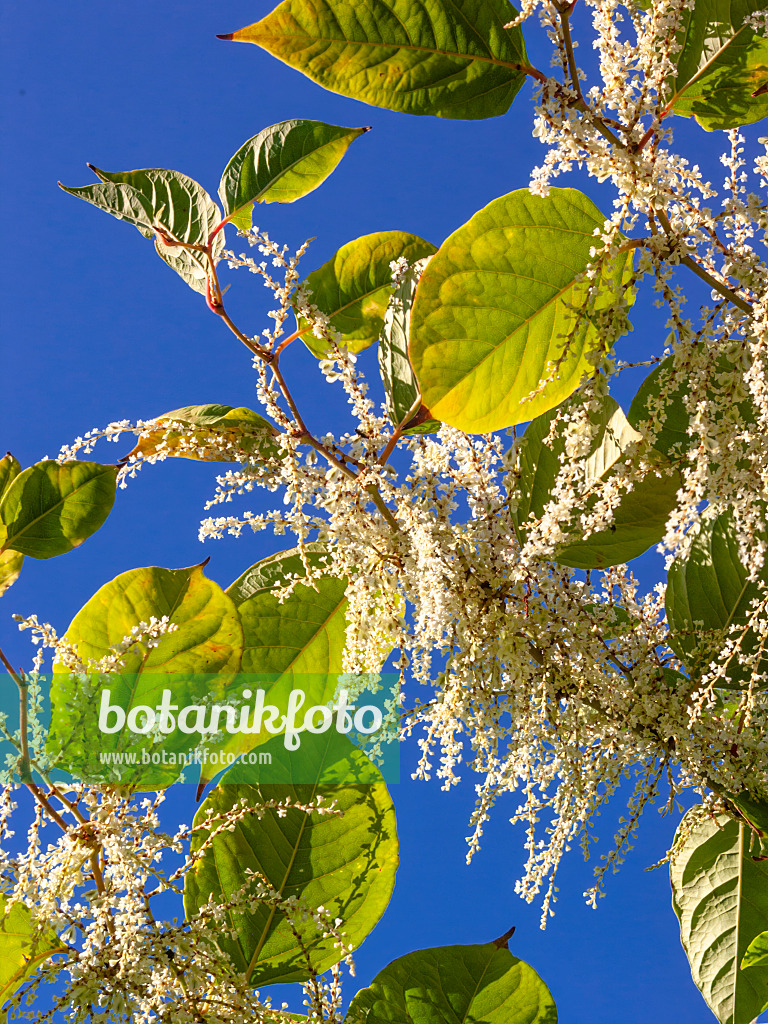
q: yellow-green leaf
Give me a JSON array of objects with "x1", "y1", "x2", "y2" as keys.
[
  {"x1": 0, "y1": 895, "x2": 65, "y2": 1006},
  {"x1": 0, "y1": 461, "x2": 118, "y2": 560},
  {"x1": 48, "y1": 563, "x2": 243, "y2": 785},
  {"x1": 297, "y1": 232, "x2": 436, "y2": 356},
  {"x1": 184, "y1": 731, "x2": 398, "y2": 985},
  {"x1": 221, "y1": 0, "x2": 529, "y2": 120},
  {"x1": 514, "y1": 394, "x2": 681, "y2": 569},
  {"x1": 409, "y1": 188, "x2": 635, "y2": 432},
  {"x1": 219, "y1": 120, "x2": 370, "y2": 229},
  {"x1": 121, "y1": 404, "x2": 281, "y2": 464}
]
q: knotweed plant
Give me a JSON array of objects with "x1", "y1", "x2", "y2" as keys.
[{"x1": 2, "y1": 1, "x2": 768, "y2": 1021}]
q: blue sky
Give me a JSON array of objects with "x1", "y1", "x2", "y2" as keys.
[{"x1": 2, "y1": 2, "x2": 764, "y2": 1020}]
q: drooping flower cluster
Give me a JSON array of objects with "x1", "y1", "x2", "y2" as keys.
[
  {"x1": 14, "y1": 0, "x2": 768, "y2": 963},
  {"x1": 1, "y1": 783, "x2": 347, "y2": 1023}
]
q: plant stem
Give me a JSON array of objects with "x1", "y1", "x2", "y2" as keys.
[
  {"x1": 557, "y1": 1, "x2": 583, "y2": 103},
  {"x1": 274, "y1": 328, "x2": 306, "y2": 356},
  {"x1": 0, "y1": 644, "x2": 23, "y2": 686},
  {"x1": 655, "y1": 209, "x2": 753, "y2": 313}
]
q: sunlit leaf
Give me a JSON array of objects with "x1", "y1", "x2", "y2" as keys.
[
  {"x1": 513, "y1": 393, "x2": 679, "y2": 569},
  {"x1": 0, "y1": 552, "x2": 23, "y2": 598},
  {"x1": 0, "y1": 895, "x2": 65, "y2": 1006},
  {"x1": 220, "y1": 120, "x2": 370, "y2": 229},
  {"x1": 409, "y1": 189, "x2": 635, "y2": 432},
  {"x1": 221, "y1": 0, "x2": 529, "y2": 120},
  {"x1": 48, "y1": 562, "x2": 243, "y2": 784},
  {"x1": 0, "y1": 455, "x2": 22, "y2": 498},
  {"x1": 346, "y1": 939, "x2": 558, "y2": 1023},
  {"x1": 57, "y1": 180, "x2": 155, "y2": 237},
  {"x1": 297, "y1": 232, "x2": 436, "y2": 356},
  {"x1": 0, "y1": 461, "x2": 117, "y2": 560},
  {"x1": 670, "y1": 808, "x2": 768, "y2": 1024},
  {"x1": 121, "y1": 404, "x2": 281, "y2": 464},
  {"x1": 87, "y1": 166, "x2": 224, "y2": 294},
  {"x1": 662, "y1": 1, "x2": 768, "y2": 130},
  {"x1": 184, "y1": 731, "x2": 398, "y2": 985},
  {"x1": 666, "y1": 509, "x2": 768, "y2": 689},
  {"x1": 194, "y1": 545, "x2": 347, "y2": 781},
  {"x1": 743, "y1": 931, "x2": 768, "y2": 971},
  {"x1": 379, "y1": 258, "x2": 440, "y2": 435}
]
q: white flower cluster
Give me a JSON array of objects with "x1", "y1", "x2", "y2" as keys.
[{"x1": 2, "y1": 786, "x2": 346, "y2": 1022}]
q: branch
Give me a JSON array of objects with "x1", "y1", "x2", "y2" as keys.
[{"x1": 556, "y1": 1, "x2": 583, "y2": 103}]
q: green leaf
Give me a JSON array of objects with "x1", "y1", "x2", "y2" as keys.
[
  {"x1": 87, "y1": 166, "x2": 224, "y2": 295},
  {"x1": 666, "y1": 509, "x2": 768, "y2": 689},
  {"x1": 297, "y1": 232, "x2": 437, "y2": 356},
  {"x1": 219, "y1": 120, "x2": 371, "y2": 229},
  {"x1": 409, "y1": 189, "x2": 635, "y2": 432},
  {"x1": 57, "y1": 180, "x2": 155, "y2": 236},
  {"x1": 48, "y1": 563, "x2": 243, "y2": 784},
  {"x1": 0, "y1": 456, "x2": 24, "y2": 596},
  {"x1": 0, "y1": 551, "x2": 24, "y2": 598},
  {"x1": 0, "y1": 455, "x2": 22, "y2": 499},
  {"x1": 662, "y1": 2, "x2": 768, "y2": 131},
  {"x1": 346, "y1": 940, "x2": 557, "y2": 1024},
  {"x1": 743, "y1": 931, "x2": 768, "y2": 971},
  {"x1": 378, "y1": 259, "x2": 441, "y2": 435},
  {"x1": 513, "y1": 394, "x2": 680, "y2": 569},
  {"x1": 222, "y1": 0, "x2": 529, "y2": 120},
  {"x1": 0, "y1": 461, "x2": 117, "y2": 560},
  {"x1": 0, "y1": 895, "x2": 65, "y2": 1006},
  {"x1": 670, "y1": 808, "x2": 768, "y2": 1024},
  {"x1": 226, "y1": 543, "x2": 346, "y2": 677},
  {"x1": 730, "y1": 792, "x2": 768, "y2": 839},
  {"x1": 194, "y1": 545, "x2": 347, "y2": 781},
  {"x1": 184, "y1": 731, "x2": 398, "y2": 985},
  {"x1": 628, "y1": 355, "x2": 756, "y2": 459},
  {"x1": 121, "y1": 404, "x2": 281, "y2": 464}
]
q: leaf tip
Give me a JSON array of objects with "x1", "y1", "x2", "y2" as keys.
[
  {"x1": 216, "y1": 32, "x2": 235, "y2": 40},
  {"x1": 492, "y1": 925, "x2": 515, "y2": 948},
  {"x1": 361, "y1": 126, "x2": 373, "y2": 132}
]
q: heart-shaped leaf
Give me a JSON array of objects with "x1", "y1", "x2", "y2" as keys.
[
  {"x1": 220, "y1": 120, "x2": 370, "y2": 230},
  {"x1": 297, "y1": 232, "x2": 437, "y2": 356},
  {"x1": 221, "y1": 0, "x2": 529, "y2": 120},
  {"x1": 666, "y1": 509, "x2": 768, "y2": 689},
  {"x1": 409, "y1": 188, "x2": 635, "y2": 432},
  {"x1": 513, "y1": 394, "x2": 680, "y2": 569},
  {"x1": 121, "y1": 404, "x2": 281, "y2": 464},
  {"x1": 48, "y1": 562, "x2": 243, "y2": 785},
  {"x1": 346, "y1": 939, "x2": 558, "y2": 1024},
  {"x1": 184, "y1": 730, "x2": 398, "y2": 985},
  {"x1": 670, "y1": 807, "x2": 768, "y2": 1024},
  {"x1": 0, "y1": 461, "x2": 118, "y2": 560},
  {"x1": 0, "y1": 895, "x2": 65, "y2": 1006},
  {"x1": 379, "y1": 258, "x2": 440, "y2": 434}
]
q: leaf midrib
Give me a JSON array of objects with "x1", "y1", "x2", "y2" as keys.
[
  {"x1": 0, "y1": 466, "x2": 111, "y2": 555},
  {"x1": 669, "y1": 19, "x2": 749, "y2": 110},
  {"x1": 230, "y1": 130, "x2": 360, "y2": 215},
  {"x1": 250, "y1": 26, "x2": 526, "y2": 74}
]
